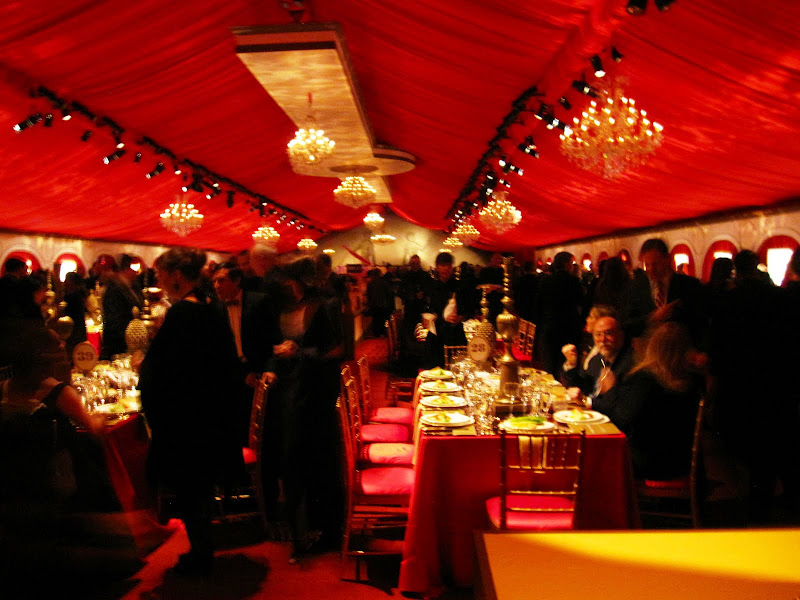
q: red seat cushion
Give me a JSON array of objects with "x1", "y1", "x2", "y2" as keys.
[
  {"x1": 485, "y1": 495, "x2": 575, "y2": 530},
  {"x1": 242, "y1": 447, "x2": 256, "y2": 465},
  {"x1": 643, "y1": 477, "x2": 690, "y2": 489},
  {"x1": 362, "y1": 422, "x2": 409, "y2": 443},
  {"x1": 370, "y1": 406, "x2": 414, "y2": 426},
  {"x1": 357, "y1": 466, "x2": 415, "y2": 498},
  {"x1": 362, "y1": 442, "x2": 414, "y2": 466}
]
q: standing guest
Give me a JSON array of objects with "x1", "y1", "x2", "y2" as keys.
[
  {"x1": 138, "y1": 248, "x2": 241, "y2": 576},
  {"x1": 0, "y1": 258, "x2": 29, "y2": 318},
  {"x1": 514, "y1": 260, "x2": 539, "y2": 322},
  {"x1": 365, "y1": 268, "x2": 393, "y2": 338},
  {"x1": 596, "y1": 322, "x2": 704, "y2": 480},
  {"x1": 316, "y1": 253, "x2": 353, "y2": 360},
  {"x1": 533, "y1": 251, "x2": 584, "y2": 377},
  {"x1": 99, "y1": 261, "x2": 141, "y2": 360},
  {"x1": 398, "y1": 254, "x2": 430, "y2": 327},
  {"x1": 62, "y1": 271, "x2": 88, "y2": 356},
  {"x1": 478, "y1": 252, "x2": 505, "y2": 324},
  {"x1": 265, "y1": 257, "x2": 344, "y2": 561},
  {"x1": 250, "y1": 244, "x2": 283, "y2": 301},
  {"x1": 709, "y1": 249, "x2": 783, "y2": 523},
  {"x1": 212, "y1": 263, "x2": 279, "y2": 446},
  {"x1": 592, "y1": 256, "x2": 631, "y2": 317},
  {"x1": 422, "y1": 252, "x2": 470, "y2": 368},
  {"x1": 624, "y1": 238, "x2": 704, "y2": 345}
]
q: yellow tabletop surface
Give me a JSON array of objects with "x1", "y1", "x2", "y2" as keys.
[{"x1": 476, "y1": 529, "x2": 800, "y2": 600}]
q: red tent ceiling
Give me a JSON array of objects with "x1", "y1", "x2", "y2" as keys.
[{"x1": 0, "y1": 0, "x2": 798, "y2": 254}]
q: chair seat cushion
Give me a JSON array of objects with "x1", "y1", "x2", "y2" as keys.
[
  {"x1": 370, "y1": 406, "x2": 414, "y2": 426},
  {"x1": 242, "y1": 447, "x2": 256, "y2": 465},
  {"x1": 362, "y1": 442, "x2": 414, "y2": 466},
  {"x1": 357, "y1": 466, "x2": 414, "y2": 498},
  {"x1": 642, "y1": 477, "x2": 690, "y2": 489},
  {"x1": 486, "y1": 495, "x2": 575, "y2": 530},
  {"x1": 361, "y1": 422, "x2": 409, "y2": 443}
]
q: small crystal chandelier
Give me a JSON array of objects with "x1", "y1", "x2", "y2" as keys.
[
  {"x1": 363, "y1": 211, "x2": 385, "y2": 230},
  {"x1": 453, "y1": 222, "x2": 480, "y2": 245},
  {"x1": 334, "y1": 176, "x2": 377, "y2": 209},
  {"x1": 443, "y1": 236, "x2": 463, "y2": 247},
  {"x1": 369, "y1": 233, "x2": 396, "y2": 245},
  {"x1": 297, "y1": 238, "x2": 318, "y2": 252},
  {"x1": 252, "y1": 225, "x2": 280, "y2": 246},
  {"x1": 160, "y1": 199, "x2": 203, "y2": 237},
  {"x1": 478, "y1": 190, "x2": 521, "y2": 235},
  {"x1": 286, "y1": 93, "x2": 335, "y2": 170},
  {"x1": 322, "y1": 248, "x2": 336, "y2": 255},
  {"x1": 560, "y1": 77, "x2": 663, "y2": 178}
]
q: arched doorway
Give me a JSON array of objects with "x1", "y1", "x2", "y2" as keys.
[
  {"x1": 758, "y1": 234, "x2": 799, "y2": 285},
  {"x1": 2, "y1": 250, "x2": 42, "y2": 276},
  {"x1": 702, "y1": 240, "x2": 738, "y2": 282},
  {"x1": 670, "y1": 243, "x2": 696, "y2": 277},
  {"x1": 55, "y1": 252, "x2": 86, "y2": 282}
]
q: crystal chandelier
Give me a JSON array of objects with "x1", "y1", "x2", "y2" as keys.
[
  {"x1": 560, "y1": 77, "x2": 663, "y2": 178},
  {"x1": 443, "y1": 236, "x2": 463, "y2": 247},
  {"x1": 160, "y1": 200, "x2": 203, "y2": 237},
  {"x1": 297, "y1": 238, "x2": 318, "y2": 252},
  {"x1": 286, "y1": 93, "x2": 335, "y2": 170},
  {"x1": 478, "y1": 190, "x2": 521, "y2": 234},
  {"x1": 369, "y1": 233, "x2": 396, "y2": 245},
  {"x1": 334, "y1": 176, "x2": 377, "y2": 209},
  {"x1": 322, "y1": 248, "x2": 336, "y2": 255},
  {"x1": 252, "y1": 225, "x2": 280, "y2": 246},
  {"x1": 453, "y1": 222, "x2": 480, "y2": 245},
  {"x1": 363, "y1": 211, "x2": 385, "y2": 230}
]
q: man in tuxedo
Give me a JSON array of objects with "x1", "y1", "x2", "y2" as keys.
[
  {"x1": 212, "y1": 263, "x2": 278, "y2": 445},
  {"x1": 624, "y1": 238, "x2": 705, "y2": 345},
  {"x1": 562, "y1": 315, "x2": 634, "y2": 405}
]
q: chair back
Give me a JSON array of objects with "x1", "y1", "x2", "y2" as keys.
[
  {"x1": 355, "y1": 355, "x2": 372, "y2": 417},
  {"x1": 336, "y1": 393, "x2": 357, "y2": 516},
  {"x1": 340, "y1": 367, "x2": 365, "y2": 449},
  {"x1": 444, "y1": 345, "x2": 468, "y2": 369},
  {"x1": 523, "y1": 322, "x2": 536, "y2": 356},
  {"x1": 514, "y1": 321, "x2": 529, "y2": 355},
  {"x1": 499, "y1": 429, "x2": 586, "y2": 529},
  {"x1": 248, "y1": 373, "x2": 269, "y2": 453},
  {"x1": 0, "y1": 365, "x2": 12, "y2": 382},
  {"x1": 387, "y1": 311, "x2": 402, "y2": 364}
]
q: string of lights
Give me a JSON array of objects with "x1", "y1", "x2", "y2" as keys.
[
  {"x1": 444, "y1": 43, "x2": 631, "y2": 234},
  {"x1": 15, "y1": 85, "x2": 326, "y2": 236}
]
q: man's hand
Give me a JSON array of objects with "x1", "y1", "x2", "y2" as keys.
[
  {"x1": 561, "y1": 344, "x2": 578, "y2": 368},
  {"x1": 651, "y1": 299, "x2": 679, "y2": 322},
  {"x1": 273, "y1": 340, "x2": 299, "y2": 358},
  {"x1": 444, "y1": 312, "x2": 462, "y2": 324}
]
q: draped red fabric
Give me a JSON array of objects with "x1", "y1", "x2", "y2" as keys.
[{"x1": 0, "y1": 0, "x2": 798, "y2": 253}]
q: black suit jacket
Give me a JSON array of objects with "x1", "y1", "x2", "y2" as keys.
[
  {"x1": 624, "y1": 271, "x2": 704, "y2": 343},
  {"x1": 227, "y1": 291, "x2": 280, "y2": 378},
  {"x1": 562, "y1": 341, "x2": 635, "y2": 398}
]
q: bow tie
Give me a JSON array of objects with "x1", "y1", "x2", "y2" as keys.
[{"x1": 225, "y1": 299, "x2": 240, "y2": 307}]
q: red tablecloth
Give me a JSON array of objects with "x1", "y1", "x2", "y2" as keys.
[{"x1": 398, "y1": 432, "x2": 640, "y2": 594}]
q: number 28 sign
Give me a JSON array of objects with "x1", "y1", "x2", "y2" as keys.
[{"x1": 467, "y1": 335, "x2": 492, "y2": 362}]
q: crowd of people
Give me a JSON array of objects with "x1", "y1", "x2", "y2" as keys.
[{"x1": 1, "y1": 237, "x2": 798, "y2": 578}]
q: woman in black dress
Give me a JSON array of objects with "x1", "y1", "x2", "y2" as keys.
[{"x1": 138, "y1": 248, "x2": 240, "y2": 575}]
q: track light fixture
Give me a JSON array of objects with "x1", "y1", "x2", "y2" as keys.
[
  {"x1": 226, "y1": 190, "x2": 235, "y2": 208},
  {"x1": 626, "y1": 0, "x2": 647, "y2": 15},
  {"x1": 654, "y1": 0, "x2": 674, "y2": 10},
  {"x1": 12, "y1": 113, "x2": 43, "y2": 132},
  {"x1": 572, "y1": 78, "x2": 598, "y2": 97},
  {"x1": 81, "y1": 130, "x2": 92, "y2": 142},
  {"x1": 517, "y1": 136, "x2": 539, "y2": 158},
  {"x1": 103, "y1": 149, "x2": 126, "y2": 164},
  {"x1": 134, "y1": 152, "x2": 142, "y2": 163},
  {"x1": 590, "y1": 55, "x2": 605, "y2": 78},
  {"x1": 43, "y1": 113, "x2": 54, "y2": 127},
  {"x1": 559, "y1": 97, "x2": 572, "y2": 110},
  {"x1": 60, "y1": 107, "x2": 71, "y2": 121},
  {"x1": 612, "y1": 46, "x2": 624, "y2": 62},
  {"x1": 145, "y1": 162, "x2": 165, "y2": 179}
]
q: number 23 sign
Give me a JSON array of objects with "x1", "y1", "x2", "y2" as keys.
[{"x1": 468, "y1": 336, "x2": 492, "y2": 362}]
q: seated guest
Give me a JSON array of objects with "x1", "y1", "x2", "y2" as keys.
[
  {"x1": 595, "y1": 322, "x2": 703, "y2": 480},
  {"x1": 562, "y1": 314, "x2": 634, "y2": 402}
]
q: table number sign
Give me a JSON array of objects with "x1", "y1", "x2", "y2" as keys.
[
  {"x1": 73, "y1": 341, "x2": 99, "y2": 372},
  {"x1": 468, "y1": 335, "x2": 492, "y2": 363}
]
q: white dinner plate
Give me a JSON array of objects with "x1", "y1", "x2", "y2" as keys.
[
  {"x1": 419, "y1": 367, "x2": 454, "y2": 380},
  {"x1": 420, "y1": 395, "x2": 467, "y2": 409},
  {"x1": 420, "y1": 412, "x2": 474, "y2": 427},
  {"x1": 420, "y1": 380, "x2": 461, "y2": 394},
  {"x1": 553, "y1": 409, "x2": 609, "y2": 424},
  {"x1": 500, "y1": 416, "x2": 556, "y2": 432},
  {"x1": 93, "y1": 402, "x2": 139, "y2": 416}
]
